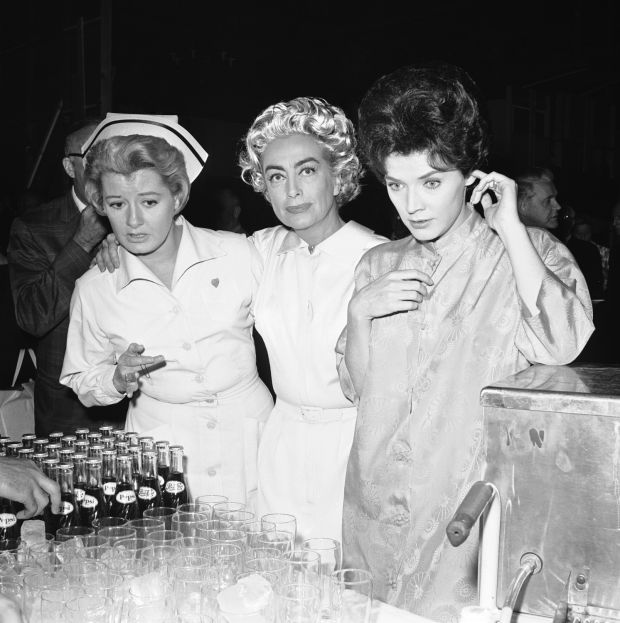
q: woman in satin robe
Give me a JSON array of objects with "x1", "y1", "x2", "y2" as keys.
[{"x1": 337, "y1": 62, "x2": 594, "y2": 620}]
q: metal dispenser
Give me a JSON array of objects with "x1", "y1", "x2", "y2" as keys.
[{"x1": 447, "y1": 364, "x2": 620, "y2": 623}]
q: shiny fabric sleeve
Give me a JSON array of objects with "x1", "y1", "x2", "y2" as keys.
[
  {"x1": 59, "y1": 285, "x2": 122, "y2": 407},
  {"x1": 335, "y1": 251, "x2": 375, "y2": 405},
  {"x1": 8, "y1": 218, "x2": 92, "y2": 338},
  {"x1": 514, "y1": 230, "x2": 594, "y2": 365}
]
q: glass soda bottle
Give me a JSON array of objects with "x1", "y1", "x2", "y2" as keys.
[
  {"x1": 162, "y1": 445, "x2": 188, "y2": 508},
  {"x1": 74, "y1": 427, "x2": 90, "y2": 441},
  {"x1": 51, "y1": 463, "x2": 81, "y2": 531},
  {"x1": 128, "y1": 446, "x2": 142, "y2": 493},
  {"x1": 138, "y1": 451, "x2": 162, "y2": 516},
  {"x1": 33, "y1": 438, "x2": 49, "y2": 454},
  {"x1": 0, "y1": 495, "x2": 20, "y2": 540},
  {"x1": 101, "y1": 449, "x2": 117, "y2": 516},
  {"x1": 21, "y1": 433, "x2": 36, "y2": 449},
  {"x1": 110, "y1": 455, "x2": 140, "y2": 520},
  {"x1": 156, "y1": 440, "x2": 170, "y2": 489},
  {"x1": 80, "y1": 458, "x2": 107, "y2": 527},
  {"x1": 72, "y1": 453, "x2": 88, "y2": 511}
]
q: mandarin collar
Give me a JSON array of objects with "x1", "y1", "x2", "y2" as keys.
[{"x1": 416, "y1": 203, "x2": 484, "y2": 256}]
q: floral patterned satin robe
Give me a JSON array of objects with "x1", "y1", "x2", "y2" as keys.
[{"x1": 336, "y1": 206, "x2": 594, "y2": 622}]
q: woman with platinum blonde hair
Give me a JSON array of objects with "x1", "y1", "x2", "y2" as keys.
[{"x1": 239, "y1": 96, "x2": 387, "y2": 544}]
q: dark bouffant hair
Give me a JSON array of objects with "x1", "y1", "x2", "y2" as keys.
[{"x1": 358, "y1": 61, "x2": 489, "y2": 181}]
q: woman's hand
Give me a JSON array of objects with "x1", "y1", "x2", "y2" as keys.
[
  {"x1": 95, "y1": 233, "x2": 121, "y2": 273},
  {"x1": 112, "y1": 342, "x2": 165, "y2": 397},
  {"x1": 349, "y1": 269, "x2": 433, "y2": 322},
  {"x1": 467, "y1": 170, "x2": 522, "y2": 236}
]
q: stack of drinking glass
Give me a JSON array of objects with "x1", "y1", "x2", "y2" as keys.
[{"x1": 0, "y1": 427, "x2": 374, "y2": 622}]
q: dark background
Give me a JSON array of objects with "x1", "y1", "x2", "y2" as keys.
[{"x1": 2, "y1": 0, "x2": 620, "y2": 241}]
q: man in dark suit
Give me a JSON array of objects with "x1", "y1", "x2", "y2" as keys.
[{"x1": 7, "y1": 118, "x2": 127, "y2": 437}]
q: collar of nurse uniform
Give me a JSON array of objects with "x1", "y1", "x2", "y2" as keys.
[
  {"x1": 276, "y1": 220, "x2": 377, "y2": 265},
  {"x1": 115, "y1": 216, "x2": 226, "y2": 291}
]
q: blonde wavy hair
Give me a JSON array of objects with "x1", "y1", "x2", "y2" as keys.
[{"x1": 238, "y1": 97, "x2": 362, "y2": 207}]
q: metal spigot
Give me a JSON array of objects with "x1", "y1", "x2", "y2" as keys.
[{"x1": 499, "y1": 553, "x2": 543, "y2": 623}]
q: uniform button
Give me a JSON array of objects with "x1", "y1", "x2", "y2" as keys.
[
  {"x1": 182, "y1": 342, "x2": 192, "y2": 350},
  {"x1": 207, "y1": 468, "x2": 217, "y2": 477},
  {"x1": 207, "y1": 421, "x2": 216, "y2": 429},
  {"x1": 195, "y1": 375, "x2": 204, "y2": 383}
]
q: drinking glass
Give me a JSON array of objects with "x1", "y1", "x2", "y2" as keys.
[
  {"x1": 303, "y1": 538, "x2": 342, "y2": 614},
  {"x1": 217, "y1": 510, "x2": 255, "y2": 529},
  {"x1": 278, "y1": 582, "x2": 321, "y2": 623},
  {"x1": 81, "y1": 570, "x2": 125, "y2": 621},
  {"x1": 40, "y1": 587, "x2": 74, "y2": 623},
  {"x1": 125, "y1": 517, "x2": 165, "y2": 539},
  {"x1": 194, "y1": 494, "x2": 228, "y2": 519},
  {"x1": 243, "y1": 519, "x2": 276, "y2": 551},
  {"x1": 62, "y1": 559, "x2": 107, "y2": 585},
  {"x1": 113, "y1": 536, "x2": 153, "y2": 554},
  {"x1": 286, "y1": 550, "x2": 321, "y2": 587},
  {"x1": 56, "y1": 526, "x2": 96, "y2": 542},
  {"x1": 258, "y1": 529, "x2": 295, "y2": 556},
  {"x1": 65, "y1": 595, "x2": 113, "y2": 622},
  {"x1": 172, "y1": 555, "x2": 211, "y2": 622},
  {"x1": 23, "y1": 572, "x2": 68, "y2": 623},
  {"x1": 212, "y1": 501, "x2": 246, "y2": 520},
  {"x1": 127, "y1": 601, "x2": 176, "y2": 623},
  {"x1": 247, "y1": 547, "x2": 283, "y2": 560},
  {"x1": 171, "y1": 511, "x2": 210, "y2": 537},
  {"x1": 329, "y1": 568, "x2": 373, "y2": 623},
  {"x1": 211, "y1": 528, "x2": 246, "y2": 552},
  {"x1": 175, "y1": 577, "x2": 213, "y2": 623},
  {"x1": 179, "y1": 536, "x2": 211, "y2": 556},
  {"x1": 146, "y1": 529, "x2": 184, "y2": 546},
  {"x1": 195, "y1": 519, "x2": 233, "y2": 542},
  {"x1": 0, "y1": 577, "x2": 23, "y2": 613},
  {"x1": 142, "y1": 544, "x2": 182, "y2": 576},
  {"x1": 69, "y1": 539, "x2": 113, "y2": 563},
  {"x1": 261, "y1": 513, "x2": 297, "y2": 544},
  {"x1": 245, "y1": 556, "x2": 287, "y2": 590},
  {"x1": 91, "y1": 516, "x2": 127, "y2": 532},
  {"x1": 98, "y1": 526, "x2": 137, "y2": 546},
  {"x1": 128, "y1": 573, "x2": 173, "y2": 608},
  {"x1": 177, "y1": 502, "x2": 212, "y2": 515},
  {"x1": 203, "y1": 543, "x2": 244, "y2": 591},
  {"x1": 142, "y1": 506, "x2": 177, "y2": 529},
  {"x1": 216, "y1": 573, "x2": 276, "y2": 622}
]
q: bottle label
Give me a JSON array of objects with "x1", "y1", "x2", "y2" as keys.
[
  {"x1": 0, "y1": 513, "x2": 17, "y2": 528},
  {"x1": 158, "y1": 475, "x2": 164, "y2": 487},
  {"x1": 82, "y1": 495, "x2": 98, "y2": 509},
  {"x1": 165, "y1": 481, "x2": 185, "y2": 494},
  {"x1": 74, "y1": 488, "x2": 85, "y2": 502},
  {"x1": 59, "y1": 501, "x2": 74, "y2": 515},
  {"x1": 138, "y1": 486, "x2": 157, "y2": 500},
  {"x1": 103, "y1": 482, "x2": 117, "y2": 495},
  {"x1": 116, "y1": 490, "x2": 137, "y2": 504}
]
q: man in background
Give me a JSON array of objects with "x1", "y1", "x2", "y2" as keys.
[
  {"x1": 7, "y1": 117, "x2": 127, "y2": 437},
  {"x1": 516, "y1": 166, "x2": 562, "y2": 230}
]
